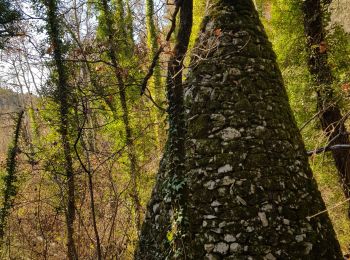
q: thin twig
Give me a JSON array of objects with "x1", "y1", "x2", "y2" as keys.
[
  {"x1": 306, "y1": 198, "x2": 350, "y2": 220},
  {"x1": 144, "y1": 87, "x2": 167, "y2": 112}
]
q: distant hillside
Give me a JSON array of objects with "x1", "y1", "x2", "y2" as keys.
[{"x1": 0, "y1": 88, "x2": 23, "y2": 110}]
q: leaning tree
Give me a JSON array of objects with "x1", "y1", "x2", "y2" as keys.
[{"x1": 136, "y1": 0, "x2": 343, "y2": 259}]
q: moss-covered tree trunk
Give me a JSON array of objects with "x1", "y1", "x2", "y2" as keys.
[
  {"x1": 146, "y1": 0, "x2": 162, "y2": 102},
  {"x1": 146, "y1": 0, "x2": 163, "y2": 146},
  {"x1": 136, "y1": 0, "x2": 343, "y2": 259},
  {"x1": 303, "y1": 0, "x2": 350, "y2": 217},
  {"x1": 100, "y1": 0, "x2": 142, "y2": 231},
  {"x1": 0, "y1": 111, "x2": 23, "y2": 243},
  {"x1": 44, "y1": 1, "x2": 78, "y2": 258}
]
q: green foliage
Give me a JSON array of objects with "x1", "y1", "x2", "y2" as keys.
[
  {"x1": 189, "y1": 0, "x2": 207, "y2": 52},
  {"x1": 165, "y1": 207, "x2": 185, "y2": 259},
  {"x1": 311, "y1": 156, "x2": 350, "y2": 252},
  {"x1": 97, "y1": 0, "x2": 134, "y2": 60},
  {"x1": 163, "y1": 175, "x2": 186, "y2": 202},
  {"x1": 1, "y1": 0, "x2": 164, "y2": 258},
  {"x1": 146, "y1": 0, "x2": 163, "y2": 104},
  {"x1": 327, "y1": 25, "x2": 350, "y2": 83},
  {"x1": 269, "y1": 0, "x2": 305, "y2": 66},
  {"x1": 266, "y1": 0, "x2": 315, "y2": 126},
  {"x1": 0, "y1": 0, "x2": 21, "y2": 48},
  {"x1": 4, "y1": 0, "x2": 350, "y2": 257}
]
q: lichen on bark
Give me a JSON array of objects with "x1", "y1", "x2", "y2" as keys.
[{"x1": 136, "y1": 0, "x2": 343, "y2": 259}]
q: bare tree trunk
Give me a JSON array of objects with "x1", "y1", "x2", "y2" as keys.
[
  {"x1": 74, "y1": 113, "x2": 102, "y2": 260},
  {"x1": 12, "y1": 62, "x2": 36, "y2": 164},
  {"x1": 68, "y1": 1, "x2": 102, "y2": 257},
  {"x1": 303, "y1": 0, "x2": 350, "y2": 217},
  {"x1": 44, "y1": 1, "x2": 78, "y2": 259}
]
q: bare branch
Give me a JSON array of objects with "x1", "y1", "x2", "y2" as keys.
[{"x1": 307, "y1": 144, "x2": 350, "y2": 156}]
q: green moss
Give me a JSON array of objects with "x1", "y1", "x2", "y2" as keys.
[
  {"x1": 234, "y1": 98, "x2": 252, "y2": 112},
  {"x1": 188, "y1": 114, "x2": 211, "y2": 138}
]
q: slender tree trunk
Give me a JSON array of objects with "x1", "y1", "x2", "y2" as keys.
[
  {"x1": 70, "y1": 2, "x2": 102, "y2": 256},
  {"x1": 100, "y1": 0, "x2": 141, "y2": 232},
  {"x1": 146, "y1": 0, "x2": 162, "y2": 147},
  {"x1": 0, "y1": 111, "x2": 23, "y2": 243},
  {"x1": 125, "y1": 0, "x2": 135, "y2": 48},
  {"x1": 137, "y1": 0, "x2": 343, "y2": 259},
  {"x1": 74, "y1": 117, "x2": 102, "y2": 260},
  {"x1": 44, "y1": 1, "x2": 78, "y2": 259},
  {"x1": 22, "y1": 48, "x2": 41, "y2": 145},
  {"x1": 136, "y1": 0, "x2": 193, "y2": 258},
  {"x1": 12, "y1": 62, "x2": 37, "y2": 165},
  {"x1": 303, "y1": 0, "x2": 350, "y2": 216}
]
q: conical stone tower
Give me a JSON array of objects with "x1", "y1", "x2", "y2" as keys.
[{"x1": 136, "y1": 0, "x2": 343, "y2": 259}]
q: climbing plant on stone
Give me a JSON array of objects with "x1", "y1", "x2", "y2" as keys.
[{"x1": 136, "y1": 0, "x2": 343, "y2": 259}]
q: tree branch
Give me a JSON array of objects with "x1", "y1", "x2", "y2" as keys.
[
  {"x1": 140, "y1": 0, "x2": 183, "y2": 95},
  {"x1": 307, "y1": 144, "x2": 350, "y2": 156}
]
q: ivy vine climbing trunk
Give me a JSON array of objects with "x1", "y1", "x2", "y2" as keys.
[
  {"x1": 0, "y1": 111, "x2": 23, "y2": 243},
  {"x1": 136, "y1": 0, "x2": 193, "y2": 258},
  {"x1": 44, "y1": 0, "x2": 78, "y2": 259},
  {"x1": 100, "y1": 0, "x2": 141, "y2": 232},
  {"x1": 137, "y1": 0, "x2": 343, "y2": 259},
  {"x1": 146, "y1": 0, "x2": 162, "y2": 146},
  {"x1": 146, "y1": 0, "x2": 162, "y2": 103},
  {"x1": 303, "y1": 0, "x2": 350, "y2": 216}
]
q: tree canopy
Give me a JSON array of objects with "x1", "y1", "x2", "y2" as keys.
[{"x1": 0, "y1": 0, "x2": 21, "y2": 47}]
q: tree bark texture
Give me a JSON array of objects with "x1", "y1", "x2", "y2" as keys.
[
  {"x1": 303, "y1": 0, "x2": 350, "y2": 216},
  {"x1": 137, "y1": 0, "x2": 343, "y2": 259}
]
